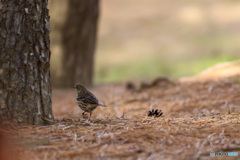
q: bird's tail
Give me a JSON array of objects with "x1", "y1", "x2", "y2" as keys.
[{"x1": 99, "y1": 103, "x2": 107, "y2": 107}]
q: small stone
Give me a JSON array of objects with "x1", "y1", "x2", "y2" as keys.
[{"x1": 25, "y1": 8, "x2": 29, "y2": 14}]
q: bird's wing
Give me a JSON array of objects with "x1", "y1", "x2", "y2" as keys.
[{"x1": 77, "y1": 94, "x2": 99, "y2": 105}]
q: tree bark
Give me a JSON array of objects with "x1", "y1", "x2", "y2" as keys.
[
  {"x1": 0, "y1": 0, "x2": 54, "y2": 125},
  {"x1": 61, "y1": 0, "x2": 99, "y2": 87}
]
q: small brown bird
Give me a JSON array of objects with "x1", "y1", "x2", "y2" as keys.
[{"x1": 73, "y1": 84, "x2": 107, "y2": 120}]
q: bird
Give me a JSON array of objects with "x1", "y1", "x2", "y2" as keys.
[{"x1": 73, "y1": 84, "x2": 107, "y2": 120}]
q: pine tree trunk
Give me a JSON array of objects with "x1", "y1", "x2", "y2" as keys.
[
  {"x1": 0, "y1": 0, "x2": 54, "y2": 125},
  {"x1": 61, "y1": 0, "x2": 99, "y2": 87}
]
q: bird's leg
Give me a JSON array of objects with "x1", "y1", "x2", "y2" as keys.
[
  {"x1": 88, "y1": 112, "x2": 92, "y2": 121},
  {"x1": 82, "y1": 112, "x2": 85, "y2": 117}
]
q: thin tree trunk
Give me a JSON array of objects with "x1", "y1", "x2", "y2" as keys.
[
  {"x1": 0, "y1": 0, "x2": 54, "y2": 125},
  {"x1": 61, "y1": 0, "x2": 99, "y2": 87}
]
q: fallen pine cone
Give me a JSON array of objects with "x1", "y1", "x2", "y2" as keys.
[{"x1": 148, "y1": 109, "x2": 163, "y2": 118}]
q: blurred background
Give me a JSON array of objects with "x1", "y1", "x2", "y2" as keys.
[{"x1": 49, "y1": 0, "x2": 240, "y2": 87}]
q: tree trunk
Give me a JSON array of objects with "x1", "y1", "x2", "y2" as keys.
[
  {"x1": 61, "y1": 0, "x2": 99, "y2": 87},
  {"x1": 0, "y1": 0, "x2": 54, "y2": 125}
]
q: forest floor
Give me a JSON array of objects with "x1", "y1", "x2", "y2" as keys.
[{"x1": 1, "y1": 64, "x2": 240, "y2": 160}]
